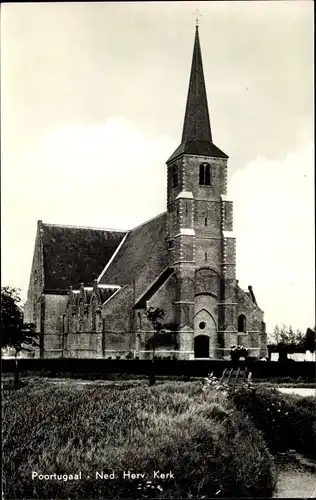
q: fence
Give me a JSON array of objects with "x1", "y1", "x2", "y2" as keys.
[{"x1": 2, "y1": 358, "x2": 315, "y2": 380}]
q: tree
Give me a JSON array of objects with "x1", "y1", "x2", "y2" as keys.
[
  {"x1": 269, "y1": 324, "x2": 303, "y2": 346},
  {"x1": 144, "y1": 307, "x2": 180, "y2": 385},
  {"x1": 145, "y1": 307, "x2": 165, "y2": 386},
  {"x1": 1, "y1": 286, "x2": 38, "y2": 384},
  {"x1": 268, "y1": 324, "x2": 306, "y2": 360},
  {"x1": 302, "y1": 327, "x2": 316, "y2": 353}
]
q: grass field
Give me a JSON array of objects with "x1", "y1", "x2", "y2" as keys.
[{"x1": 2, "y1": 378, "x2": 276, "y2": 499}]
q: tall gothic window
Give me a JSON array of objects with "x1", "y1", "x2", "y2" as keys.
[
  {"x1": 199, "y1": 163, "x2": 211, "y2": 186},
  {"x1": 172, "y1": 165, "x2": 178, "y2": 188},
  {"x1": 238, "y1": 314, "x2": 246, "y2": 333}
]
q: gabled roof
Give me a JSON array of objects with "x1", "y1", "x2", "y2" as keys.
[
  {"x1": 167, "y1": 26, "x2": 228, "y2": 163},
  {"x1": 99, "y1": 213, "x2": 168, "y2": 286},
  {"x1": 134, "y1": 267, "x2": 174, "y2": 309},
  {"x1": 40, "y1": 222, "x2": 126, "y2": 291}
]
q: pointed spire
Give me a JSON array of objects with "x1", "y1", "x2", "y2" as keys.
[
  {"x1": 167, "y1": 26, "x2": 228, "y2": 163},
  {"x1": 181, "y1": 25, "x2": 212, "y2": 143}
]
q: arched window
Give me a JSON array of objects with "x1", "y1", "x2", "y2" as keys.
[
  {"x1": 172, "y1": 165, "x2": 178, "y2": 188},
  {"x1": 238, "y1": 314, "x2": 246, "y2": 333},
  {"x1": 205, "y1": 164, "x2": 211, "y2": 185},
  {"x1": 199, "y1": 163, "x2": 211, "y2": 186},
  {"x1": 199, "y1": 164, "x2": 204, "y2": 185}
]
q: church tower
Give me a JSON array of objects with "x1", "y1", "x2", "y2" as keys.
[{"x1": 167, "y1": 25, "x2": 236, "y2": 359}]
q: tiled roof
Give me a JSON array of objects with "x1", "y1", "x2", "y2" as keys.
[
  {"x1": 41, "y1": 223, "x2": 126, "y2": 291},
  {"x1": 167, "y1": 140, "x2": 228, "y2": 163},
  {"x1": 99, "y1": 213, "x2": 168, "y2": 286},
  {"x1": 134, "y1": 267, "x2": 174, "y2": 309}
]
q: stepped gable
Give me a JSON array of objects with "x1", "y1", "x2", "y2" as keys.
[
  {"x1": 41, "y1": 223, "x2": 126, "y2": 291},
  {"x1": 99, "y1": 213, "x2": 168, "y2": 286}
]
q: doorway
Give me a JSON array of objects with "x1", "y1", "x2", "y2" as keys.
[{"x1": 194, "y1": 335, "x2": 210, "y2": 358}]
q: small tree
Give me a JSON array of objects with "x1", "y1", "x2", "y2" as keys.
[
  {"x1": 145, "y1": 306, "x2": 164, "y2": 386},
  {"x1": 1, "y1": 286, "x2": 38, "y2": 384},
  {"x1": 302, "y1": 327, "x2": 316, "y2": 353}
]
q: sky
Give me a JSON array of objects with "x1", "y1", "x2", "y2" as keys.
[{"x1": 1, "y1": 1, "x2": 314, "y2": 333}]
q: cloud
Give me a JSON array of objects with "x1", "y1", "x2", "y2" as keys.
[
  {"x1": 2, "y1": 116, "x2": 314, "y2": 334},
  {"x1": 229, "y1": 141, "x2": 314, "y2": 332},
  {"x1": 1, "y1": 117, "x2": 176, "y2": 300}
]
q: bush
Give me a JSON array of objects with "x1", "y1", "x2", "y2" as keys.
[
  {"x1": 231, "y1": 386, "x2": 316, "y2": 459},
  {"x1": 2, "y1": 380, "x2": 276, "y2": 498}
]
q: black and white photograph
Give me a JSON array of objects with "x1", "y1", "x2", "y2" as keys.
[{"x1": 1, "y1": 1, "x2": 315, "y2": 498}]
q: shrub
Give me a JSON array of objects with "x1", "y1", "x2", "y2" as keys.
[
  {"x1": 2, "y1": 380, "x2": 276, "y2": 498},
  {"x1": 231, "y1": 386, "x2": 316, "y2": 459},
  {"x1": 230, "y1": 345, "x2": 250, "y2": 363}
]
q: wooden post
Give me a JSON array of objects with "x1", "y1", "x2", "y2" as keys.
[
  {"x1": 234, "y1": 367, "x2": 240, "y2": 386},
  {"x1": 219, "y1": 368, "x2": 227, "y2": 385},
  {"x1": 227, "y1": 368, "x2": 233, "y2": 384}
]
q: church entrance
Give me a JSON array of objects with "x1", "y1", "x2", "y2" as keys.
[{"x1": 194, "y1": 335, "x2": 210, "y2": 358}]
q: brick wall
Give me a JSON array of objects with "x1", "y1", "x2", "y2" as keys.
[
  {"x1": 182, "y1": 155, "x2": 227, "y2": 199},
  {"x1": 24, "y1": 221, "x2": 44, "y2": 325},
  {"x1": 43, "y1": 294, "x2": 68, "y2": 357},
  {"x1": 194, "y1": 294, "x2": 218, "y2": 358},
  {"x1": 222, "y1": 201, "x2": 233, "y2": 232},
  {"x1": 102, "y1": 285, "x2": 132, "y2": 332},
  {"x1": 235, "y1": 285, "x2": 266, "y2": 357}
]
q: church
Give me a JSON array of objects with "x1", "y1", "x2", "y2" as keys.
[{"x1": 24, "y1": 25, "x2": 267, "y2": 360}]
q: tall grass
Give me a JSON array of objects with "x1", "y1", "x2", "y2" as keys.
[
  {"x1": 232, "y1": 386, "x2": 316, "y2": 460},
  {"x1": 2, "y1": 380, "x2": 276, "y2": 498}
]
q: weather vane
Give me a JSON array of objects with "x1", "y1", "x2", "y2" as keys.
[{"x1": 193, "y1": 7, "x2": 202, "y2": 27}]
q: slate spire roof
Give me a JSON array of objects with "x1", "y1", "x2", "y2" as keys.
[{"x1": 167, "y1": 26, "x2": 228, "y2": 163}]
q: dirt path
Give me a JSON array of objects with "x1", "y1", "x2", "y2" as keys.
[
  {"x1": 277, "y1": 387, "x2": 315, "y2": 397},
  {"x1": 273, "y1": 453, "x2": 316, "y2": 498}
]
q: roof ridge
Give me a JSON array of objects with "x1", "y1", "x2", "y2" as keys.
[
  {"x1": 41, "y1": 222, "x2": 128, "y2": 232},
  {"x1": 129, "y1": 211, "x2": 166, "y2": 232}
]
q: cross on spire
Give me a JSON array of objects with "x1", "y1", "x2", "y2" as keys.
[{"x1": 193, "y1": 7, "x2": 202, "y2": 27}]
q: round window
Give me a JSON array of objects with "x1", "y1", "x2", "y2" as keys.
[{"x1": 199, "y1": 322, "x2": 206, "y2": 330}]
